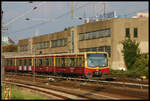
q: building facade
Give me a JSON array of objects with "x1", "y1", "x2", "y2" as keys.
[{"x1": 18, "y1": 18, "x2": 149, "y2": 70}]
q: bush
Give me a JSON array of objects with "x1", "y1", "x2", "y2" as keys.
[
  {"x1": 132, "y1": 53, "x2": 149, "y2": 77},
  {"x1": 2, "y1": 44, "x2": 18, "y2": 52},
  {"x1": 110, "y1": 53, "x2": 149, "y2": 78},
  {"x1": 121, "y1": 39, "x2": 140, "y2": 70}
]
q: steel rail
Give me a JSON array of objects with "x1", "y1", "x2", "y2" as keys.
[
  {"x1": 5, "y1": 72, "x2": 149, "y2": 88},
  {"x1": 2, "y1": 80, "x2": 122, "y2": 100},
  {"x1": 2, "y1": 81, "x2": 87, "y2": 100}
]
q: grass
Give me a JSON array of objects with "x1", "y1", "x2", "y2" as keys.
[
  {"x1": 109, "y1": 69, "x2": 148, "y2": 78},
  {"x1": 1, "y1": 83, "x2": 49, "y2": 100}
]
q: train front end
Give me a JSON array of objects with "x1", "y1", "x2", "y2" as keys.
[{"x1": 84, "y1": 52, "x2": 109, "y2": 78}]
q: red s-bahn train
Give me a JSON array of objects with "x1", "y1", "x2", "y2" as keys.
[{"x1": 4, "y1": 52, "x2": 109, "y2": 78}]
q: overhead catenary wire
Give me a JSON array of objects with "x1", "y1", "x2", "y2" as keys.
[
  {"x1": 8, "y1": 2, "x2": 92, "y2": 34},
  {"x1": 2, "y1": 2, "x2": 45, "y2": 28},
  {"x1": 2, "y1": 2, "x2": 46, "y2": 43},
  {"x1": 7, "y1": 3, "x2": 148, "y2": 39}
]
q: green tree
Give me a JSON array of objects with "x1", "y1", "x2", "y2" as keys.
[
  {"x1": 121, "y1": 39, "x2": 140, "y2": 70},
  {"x1": 2, "y1": 44, "x2": 18, "y2": 52},
  {"x1": 132, "y1": 53, "x2": 149, "y2": 77}
]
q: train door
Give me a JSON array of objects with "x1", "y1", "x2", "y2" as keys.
[
  {"x1": 28, "y1": 58, "x2": 32, "y2": 72},
  {"x1": 61, "y1": 56, "x2": 65, "y2": 74}
]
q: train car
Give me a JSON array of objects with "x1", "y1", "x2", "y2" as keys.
[{"x1": 4, "y1": 52, "x2": 109, "y2": 78}]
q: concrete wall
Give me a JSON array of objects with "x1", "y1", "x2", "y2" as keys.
[
  {"x1": 17, "y1": 18, "x2": 148, "y2": 70},
  {"x1": 111, "y1": 18, "x2": 148, "y2": 70}
]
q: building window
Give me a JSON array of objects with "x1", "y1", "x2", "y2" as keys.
[
  {"x1": 125, "y1": 28, "x2": 130, "y2": 38},
  {"x1": 134, "y1": 28, "x2": 138, "y2": 38},
  {"x1": 79, "y1": 34, "x2": 84, "y2": 40},
  {"x1": 99, "y1": 30, "x2": 104, "y2": 38},
  {"x1": 79, "y1": 28, "x2": 111, "y2": 41},
  {"x1": 20, "y1": 45, "x2": 28, "y2": 51},
  {"x1": 105, "y1": 29, "x2": 111, "y2": 37},
  {"x1": 79, "y1": 46, "x2": 111, "y2": 57},
  {"x1": 35, "y1": 41, "x2": 49, "y2": 50},
  {"x1": 51, "y1": 39, "x2": 67, "y2": 48}
]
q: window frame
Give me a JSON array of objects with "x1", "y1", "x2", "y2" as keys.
[
  {"x1": 125, "y1": 28, "x2": 130, "y2": 38},
  {"x1": 134, "y1": 28, "x2": 138, "y2": 38}
]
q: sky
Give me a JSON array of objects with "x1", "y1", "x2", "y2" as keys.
[{"x1": 2, "y1": 1, "x2": 148, "y2": 44}]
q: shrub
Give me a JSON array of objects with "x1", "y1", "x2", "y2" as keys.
[
  {"x1": 132, "y1": 53, "x2": 149, "y2": 77},
  {"x1": 121, "y1": 39, "x2": 140, "y2": 70},
  {"x1": 110, "y1": 53, "x2": 149, "y2": 78},
  {"x1": 2, "y1": 44, "x2": 18, "y2": 52}
]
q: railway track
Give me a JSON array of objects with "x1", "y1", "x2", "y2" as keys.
[
  {"x1": 3, "y1": 73, "x2": 149, "y2": 100},
  {"x1": 2, "y1": 81, "x2": 87, "y2": 100},
  {"x1": 5, "y1": 72, "x2": 149, "y2": 89},
  {"x1": 2, "y1": 80, "x2": 123, "y2": 100},
  {"x1": 3, "y1": 78, "x2": 148, "y2": 100}
]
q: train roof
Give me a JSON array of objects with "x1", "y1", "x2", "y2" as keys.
[{"x1": 4, "y1": 52, "x2": 108, "y2": 58}]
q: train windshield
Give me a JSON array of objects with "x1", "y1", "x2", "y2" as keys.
[{"x1": 87, "y1": 53, "x2": 107, "y2": 67}]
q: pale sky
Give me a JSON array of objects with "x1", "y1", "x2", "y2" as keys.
[{"x1": 2, "y1": 1, "x2": 148, "y2": 43}]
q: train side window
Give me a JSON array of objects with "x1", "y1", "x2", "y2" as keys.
[
  {"x1": 39, "y1": 59, "x2": 42, "y2": 67},
  {"x1": 45, "y1": 58, "x2": 49, "y2": 66},
  {"x1": 64, "y1": 57, "x2": 68, "y2": 67},
  {"x1": 7, "y1": 59, "x2": 9, "y2": 66},
  {"x1": 36, "y1": 58, "x2": 39, "y2": 66},
  {"x1": 49, "y1": 57, "x2": 52, "y2": 67},
  {"x1": 82, "y1": 56, "x2": 85, "y2": 67},
  {"x1": 49, "y1": 57, "x2": 54, "y2": 67},
  {"x1": 52, "y1": 57, "x2": 54, "y2": 67},
  {"x1": 12, "y1": 59, "x2": 15, "y2": 66},
  {"x1": 76, "y1": 57, "x2": 78, "y2": 67},
  {"x1": 8, "y1": 59, "x2": 10, "y2": 66},
  {"x1": 59, "y1": 57, "x2": 61, "y2": 67},
  {"x1": 26, "y1": 59, "x2": 29, "y2": 66},
  {"x1": 74, "y1": 56, "x2": 77, "y2": 67},
  {"x1": 59, "y1": 57, "x2": 64, "y2": 67},
  {"x1": 29, "y1": 59, "x2": 32, "y2": 66},
  {"x1": 56, "y1": 57, "x2": 59, "y2": 67},
  {"x1": 67, "y1": 58, "x2": 71, "y2": 67},
  {"x1": 76, "y1": 56, "x2": 79, "y2": 67},
  {"x1": 6, "y1": 59, "x2": 9, "y2": 66},
  {"x1": 70, "y1": 58, "x2": 75, "y2": 67},
  {"x1": 24, "y1": 59, "x2": 27, "y2": 66},
  {"x1": 33, "y1": 58, "x2": 37, "y2": 67},
  {"x1": 56, "y1": 57, "x2": 58, "y2": 67},
  {"x1": 78, "y1": 57, "x2": 82, "y2": 67},
  {"x1": 59, "y1": 58, "x2": 61, "y2": 67},
  {"x1": 19, "y1": 59, "x2": 21, "y2": 66},
  {"x1": 61, "y1": 57, "x2": 65, "y2": 67},
  {"x1": 22, "y1": 59, "x2": 24, "y2": 66},
  {"x1": 57, "y1": 57, "x2": 60, "y2": 67},
  {"x1": 16, "y1": 59, "x2": 18, "y2": 66},
  {"x1": 10, "y1": 59, "x2": 12, "y2": 66}
]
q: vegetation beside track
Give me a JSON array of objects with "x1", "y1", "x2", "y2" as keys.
[
  {"x1": 1, "y1": 83, "x2": 48, "y2": 100},
  {"x1": 110, "y1": 53, "x2": 149, "y2": 78},
  {"x1": 111, "y1": 38, "x2": 149, "y2": 79}
]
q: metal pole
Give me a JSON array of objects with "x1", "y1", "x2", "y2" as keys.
[
  {"x1": 1, "y1": 10, "x2": 5, "y2": 84},
  {"x1": 34, "y1": 42, "x2": 36, "y2": 82},
  {"x1": 72, "y1": 2, "x2": 74, "y2": 20},
  {"x1": 103, "y1": 2, "x2": 106, "y2": 19}
]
